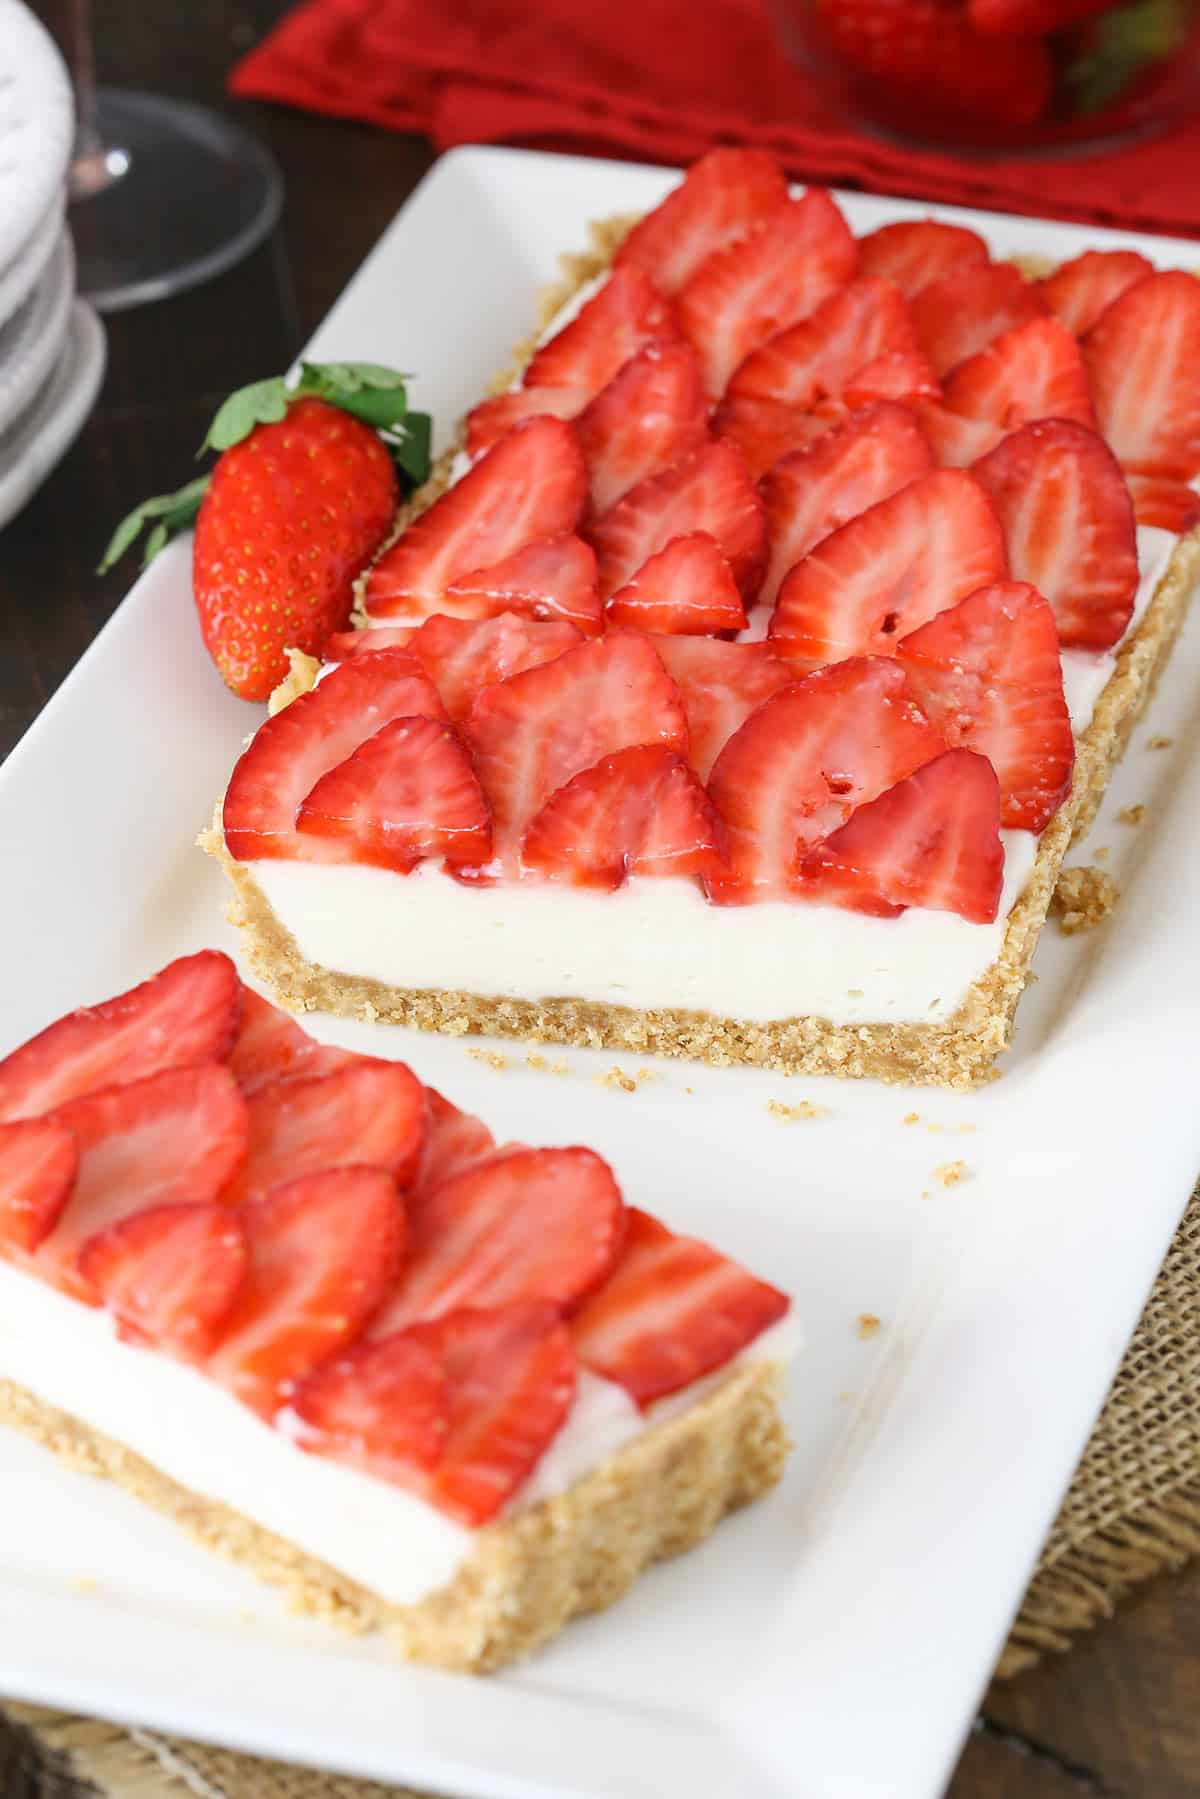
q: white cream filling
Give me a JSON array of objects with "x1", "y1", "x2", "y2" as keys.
[{"x1": 0, "y1": 1257, "x2": 795, "y2": 1607}]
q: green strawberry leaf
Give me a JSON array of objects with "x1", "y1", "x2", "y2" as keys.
[
  {"x1": 201, "y1": 377, "x2": 291, "y2": 455},
  {"x1": 386, "y1": 410, "x2": 433, "y2": 487},
  {"x1": 1065, "y1": 0, "x2": 1188, "y2": 113},
  {"x1": 299, "y1": 360, "x2": 414, "y2": 395},
  {"x1": 335, "y1": 387, "x2": 419, "y2": 431},
  {"x1": 97, "y1": 475, "x2": 210, "y2": 574}
]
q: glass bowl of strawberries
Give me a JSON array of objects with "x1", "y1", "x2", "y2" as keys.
[{"x1": 775, "y1": 0, "x2": 1200, "y2": 150}]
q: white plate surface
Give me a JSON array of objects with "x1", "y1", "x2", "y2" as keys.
[
  {"x1": 0, "y1": 0, "x2": 74, "y2": 271},
  {"x1": 0, "y1": 297, "x2": 105, "y2": 530},
  {"x1": 0, "y1": 231, "x2": 75, "y2": 437},
  {"x1": 2, "y1": 149, "x2": 1200, "y2": 1799}
]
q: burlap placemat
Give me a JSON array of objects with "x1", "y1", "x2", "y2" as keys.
[{"x1": 4, "y1": 1183, "x2": 1198, "y2": 1798}]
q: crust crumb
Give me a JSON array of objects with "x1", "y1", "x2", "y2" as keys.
[
  {"x1": 856, "y1": 1314, "x2": 882, "y2": 1341},
  {"x1": 1147, "y1": 735, "x2": 1173, "y2": 750},
  {"x1": 933, "y1": 1159, "x2": 970, "y2": 1187},
  {"x1": 467, "y1": 1047, "x2": 510, "y2": 1071},
  {"x1": 1094, "y1": 846, "x2": 1110, "y2": 862},
  {"x1": 635, "y1": 1066, "x2": 659, "y2": 1084},
  {"x1": 268, "y1": 647, "x2": 321, "y2": 715},
  {"x1": 903, "y1": 1111, "x2": 920, "y2": 1125},
  {"x1": 767, "y1": 1098, "x2": 829, "y2": 1122},
  {"x1": 1116, "y1": 803, "x2": 1146, "y2": 825},
  {"x1": 551, "y1": 1060, "x2": 570, "y2": 1076},
  {"x1": 526, "y1": 1053, "x2": 547, "y2": 1072},
  {"x1": 927, "y1": 1121, "x2": 977, "y2": 1136},
  {"x1": 1051, "y1": 864, "x2": 1120, "y2": 934},
  {"x1": 600, "y1": 1065, "x2": 638, "y2": 1093}
]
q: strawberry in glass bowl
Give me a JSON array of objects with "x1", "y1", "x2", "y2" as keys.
[{"x1": 774, "y1": 0, "x2": 1200, "y2": 150}]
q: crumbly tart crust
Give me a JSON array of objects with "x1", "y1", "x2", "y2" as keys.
[
  {"x1": 0, "y1": 1358, "x2": 786, "y2": 1673},
  {"x1": 218, "y1": 215, "x2": 1200, "y2": 1089}
]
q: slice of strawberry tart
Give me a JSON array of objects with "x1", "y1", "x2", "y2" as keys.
[
  {"x1": 208, "y1": 150, "x2": 1200, "y2": 1088},
  {"x1": 0, "y1": 953, "x2": 791, "y2": 1671}
]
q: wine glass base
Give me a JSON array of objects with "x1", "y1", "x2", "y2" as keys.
[{"x1": 70, "y1": 90, "x2": 284, "y2": 313}]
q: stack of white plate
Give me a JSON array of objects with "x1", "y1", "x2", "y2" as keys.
[{"x1": 0, "y1": 0, "x2": 106, "y2": 531}]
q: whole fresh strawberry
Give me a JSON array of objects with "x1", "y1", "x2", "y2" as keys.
[
  {"x1": 811, "y1": 0, "x2": 1054, "y2": 126},
  {"x1": 101, "y1": 364, "x2": 432, "y2": 702}
]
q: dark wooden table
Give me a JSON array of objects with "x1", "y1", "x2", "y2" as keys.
[{"x1": 4, "y1": 3, "x2": 1199, "y2": 1793}]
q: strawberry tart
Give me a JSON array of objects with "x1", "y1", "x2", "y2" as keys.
[
  {"x1": 208, "y1": 150, "x2": 1200, "y2": 1087},
  {"x1": 0, "y1": 953, "x2": 791, "y2": 1670}
]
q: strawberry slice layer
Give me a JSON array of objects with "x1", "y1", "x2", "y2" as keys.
[
  {"x1": 769, "y1": 469, "x2": 1008, "y2": 664},
  {"x1": 464, "y1": 387, "x2": 582, "y2": 460},
  {"x1": 911, "y1": 260, "x2": 1046, "y2": 379},
  {"x1": 726, "y1": 276, "x2": 928, "y2": 411},
  {"x1": 445, "y1": 534, "x2": 601, "y2": 636},
  {"x1": 0, "y1": 951, "x2": 241, "y2": 1125},
  {"x1": 711, "y1": 392, "x2": 834, "y2": 481},
  {"x1": 614, "y1": 148, "x2": 789, "y2": 297},
  {"x1": 522, "y1": 745, "x2": 725, "y2": 889},
  {"x1": 571, "y1": 1207, "x2": 788, "y2": 1408},
  {"x1": 706, "y1": 657, "x2": 945, "y2": 903},
  {"x1": 758, "y1": 402, "x2": 935, "y2": 614},
  {"x1": 1123, "y1": 473, "x2": 1200, "y2": 534},
  {"x1": 575, "y1": 340, "x2": 709, "y2": 517},
  {"x1": 898, "y1": 581, "x2": 1074, "y2": 833},
  {"x1": 296, "y1": 715, "x2": 492, "y2": 874},
  {"x1": 1083, "y1": 271, "x2": 1200, "y2": 484},
  {"x1": 223, "y1": 650, "x2": 448, "y2": 864},
  {"x1": 363, "y1": 417, "x2": 587, "y2": 620},
  {"x1": 39, "y1": 1066, "x2": 248, "y2": 1302},
  {"x1": 227, "y1": 1060, "x2": 427, "y2": 1207},
  {"x1": 228, "y1": 987, "x2": 361, "y2": 1096},
  {"x1": 856, "y1": 220, "x2": 989, "y2": 301},
  {"x1": 592, "y1": 440, "x2": 767, "y2": 603},
  {"x1": 209, "y1": 1167, "x2": 406, "y2": 1418},
  {"x1": 0, "y1": 1118, "x2": 77, "y2": 1256},
  {"x1": 323, "y1": 626, "x2": 414, "y2": 661},
  {"x1": 921, "y1": 317, "x2": 1096, "y2": 466},
  {"x1": 371, "y1": 1145, "x2": 624, "y2": 1338},
  {"x1": 522, "y1": 263, "x2": 680, "y2": 396},
  {"x1": 1039, "y1": 250, "x2": 1155, "y2": 339},
  {"x1": 650, "y1": 636, "x2": 797, "y2": 782},
  {"x1": 407, "y1": 612, "x2": 583, "y2": 726},
  {"x1": 78, "y1": 1202, "x2": 248, "y2": 1357},
  {"x1": 971, "y1": 419, "x2": 1138, "y2": 652},
  {"x1": 465, "y1": 631, "x2": 687, "y2": 845},
  {"x1": 678, "y1": 190, "x2": 858, "y2": 398},
  {"x1": 798, "y1": 749, "x2": 1004, "y2": 924},
  {"x1": 414, "y1": 1089, "x2": 497, "y2": 1197},
  {"x1": 605, "y1": 533, "x2": 747, "y2": 636},
  {"x1": 288, "y1": 1329, "x2": 451, "y2": 1482}
]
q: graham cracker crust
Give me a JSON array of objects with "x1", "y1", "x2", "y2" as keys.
[
  {"x1": 219, "y1": 213, "x2": 1200, "y2": 1089},
  {"x1": 0, "y1": 1357, "x2": 786, "y2": 1673}
]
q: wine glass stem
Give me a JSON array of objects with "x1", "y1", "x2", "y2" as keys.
[{"x1": 67, "y1": 0, "x2": 131, "y2": 199}]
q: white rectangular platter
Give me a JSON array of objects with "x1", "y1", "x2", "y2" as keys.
[{"x1": 2, "y1": 148, "x2": 1200, "y2": 1799}]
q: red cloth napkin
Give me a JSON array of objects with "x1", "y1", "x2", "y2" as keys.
[{"x1": 230, "y1": 0, "x2": 1200, "y2": 239}]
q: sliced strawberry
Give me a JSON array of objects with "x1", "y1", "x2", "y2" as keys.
[
  {"x1": 971, "y1": 419, "x2": 1138, "y2": 652},
  {"x1": 445, "y1": 533, "x2": 601, "y2": 636},
  {"x1": 591, "y1": 440, "x2": 767, "y2": 602},
  {"x1": 856, "y1": 220, "x2": 989, "y2": 301},
  {"x1": 614, "y1": 148, "x2": 789, "y2": 297},
  {"x1": 769, "y1": 468, "x2": 1008, "y2": 664},
  {"x1": 323, "y1": 625, "x2": 415, "y2": 661},
  {"x1": 1083, "y1": 271, "x2": 1200, "y2": 483},
  {"x1": 525, "y1": 263, "x2": 678, "y2": 386},
  {"x1": 0, "y1": 1118, "x2": 77, "y2": 1255},
  {"x1": 798, "y1": 748, "x2": 1004, "y2": 924},
  {"x1": 521, "y1": 745, "x2": 725, "y2": 889},
  {"x1": 223, "y1": 650, "x2": 449, "y2": 865},
  {"x1": 406, "y1": 612, "x2": 583, "y2": 726},
  {"x1": 604, "y1": 533, "x2": 747, "y2": 635},
  {"x1": 575, "y1": 341, "x2": 709, "y2": 517},
  {"x1": 208, "y1": 1167, "x2": 406, "y2": 1417},
  {"x1": 842, "y1": 349, "x2": 941, "y2": 409},
  {"x1": 228, "y1": 987, "x2": 361, "y2": 1096},
  {"x1": 712, "y1": 393, "x2": 837, "y2": 480},
  {"x1": 706, "y1": 656, "x2": 945, "y2": 903},
  {"x1": 910, "y1": 260, "x2": 1046, "y2": 379},
  {"x1": 38, "y1": 1066, "x2": 248, "y2": 1302},
  {"x1": 921, "y1": 317, "x2": 1096, "y2": 466},
  {"x1": 677, "y1": 190, "x2": 858, "y2": 398},
  {"x1": 0, "y1": 951, "x2": 241, "y2": 1125},
  {"x1": 464, "y1": 387, "x2": 583, "y2": 459},
  {"x1": 465, "y1": 632, "x2": 687, "y2": 846},
  {"x1": 413, "y1": 1088, "x2": 497, "y2": 1197},
  {"x1": 296, "y1": 715, "x2": 492, "y2": 874},
  {"x1": 650, "y1": 636, "x2": 797, "y2": 781},
  {"x1": 1123, "y1": 472, "x2": 1200, "y2": 534},
  {"x1": 726, "y1": 277, "x2": 925, "y2": 410},
  {"x1": 758, "y1": 402, "x2": 935, "y2": 614},
  {"x1": 1039, "y1": 250, "x2": 1154, "y2": 338},
  {"x1": 225, "y1": 1060, "x2": 427, "y2": 1208},
  {"x1": 288, "y1": 1330, "x2": 450, "y2": 1481},
  {"x1": 898, "y1": 581, "x2": 1074, "y2": 832},
  {"x1": 78, "y1": 1202, "x2": 248, "y2": 1357},
  {"x1": 370, "y1": 1145, "x2": 624, "y2": 1337},
  {"x1": 363, "y1": 417, "x2": 587, "y2": 620},
  {"x1": 571, "y1": 1206, "x2": 788, "y2": 1408}
]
